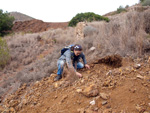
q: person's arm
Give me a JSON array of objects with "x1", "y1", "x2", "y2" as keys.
[
  {"x1": 81, "y1": 52, "x2": 90, "y2": 69},
  {"x1": 65, "y1": 50, "x2": 82, "y2": 77},
  {"x1": 81, "y1": 52, "x2": 87, "y2": 65}
]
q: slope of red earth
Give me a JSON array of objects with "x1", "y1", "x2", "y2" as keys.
[
  {"x1": 12, "y1": 19, "x2": 68, "y2": 33},
  {"x1": 0, "y1": 55, "x2": 150, "y2": 113}
]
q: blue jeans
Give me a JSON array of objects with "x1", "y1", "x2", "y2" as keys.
[{"x1": 57, "y1": 60, "x2": 84, "y2": 75}]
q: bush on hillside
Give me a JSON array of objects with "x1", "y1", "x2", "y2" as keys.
[
  {"x1": 125, "y1": 5, "x2": 129, "y2": 9},
  {"x1": 0, "y1": 37, "x2": 10, "y2": 69},
  {"x1": 142, "y1": 0, "x2": 150, "y2": 6},
  {"x1": 117, "y1": 6, "x2": 127, "y2": 14},
  {"x1": 0, "y1": 9, "x2": 14, "y2": 36},
  {"x1": 68, "y1": 12, "x2": 110, "y2": 27},
  {"x1": 140, "y1": 0, "x2": 145, "y2": 2}
]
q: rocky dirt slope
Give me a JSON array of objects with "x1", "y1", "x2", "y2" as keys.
[
  {"x1": 0, "y1": 5, "x2": 150, "y2": 113},
  {"x1": 1, "y1": 55, "x2": 150, "y2": 113},
  {"x1": 12, "y1": 19, "x2": 68, "y2": 33},
  {"x1": 0, "y1": 27, "x2": 75, "y2": 99},
  {"x1": 10, "y1": 12, "x2": 68, "y2": 33}
]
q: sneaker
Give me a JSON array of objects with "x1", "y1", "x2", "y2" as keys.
[{"x1": 54, "y1": 75, "x2": 62, "y2": 81}]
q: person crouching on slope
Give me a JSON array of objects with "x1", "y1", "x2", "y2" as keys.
[{"x1": 54, "y1": 44, "x2": 90, "y2": 81}]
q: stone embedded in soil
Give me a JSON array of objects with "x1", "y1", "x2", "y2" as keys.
[
  {"x1": 54, "y1": 83, "x2": 59, "y2": 88},
  {"x1": 22, "y1": 98, "x2": 28, "y2": 105},
  {"x1": 103, "y1": 80, "x2": 110, "y2": 87},
  {"x1": 135, "y1": 105, "x2": 145, "y2": 112},
  {"x1": 34, "y1": 81, "x2": 40, "y2": 86},
  {"x1": 9, "y1": 100, "x2": 19, "y2": 107},
  {"x1": 76, "y1": 100, "x2": 81, "y2": 105},
  {"x1": 90, "y1": 100, "x2": 96, "y2": 105},
  {"x1": 136, "y1": 74, "x2": 144, "y2": 79},
  {"x1": 77, "y1": 108, "x2": 85, "y2": 113},
  {"x1": 81, "y1": 84, "x2": 99, "y2": 97},
  {"x1": 54, "y1": 81, "x2": 64, "y2": 88},
  {"x1": 93, "y1": 107, "x2": 99, "y2": 111},
  {"x1": 60, "y1": 95, "x2": 68, "y2": 104},
  {"x1": 76, "y1": 89, "x2": 82, "y2": 93},
  {"x1": 129, "y1": 87, "x2": 136, "y2": 93},
  {"x1": 134, "y1": 64, "x2": 141, "y2": 69},
  {"x1": 106, "y1": 70, "x2": 112, "y2": 76},
  {"x1": 54, "y1": 96, "x2": 58, "y2": 99},
  {"x1": 89, "y1": 47, "x2": 96, "y2": 51},
  {"x1": 81, "y1": 79, "x2": 84, "y2": 83},
  {"x1": 99, "y1": 93, "x2": 109, "y2": 100},
  {"x1": 102, "y1": 101, "x2": 108, "y2": 105},
  {"x1": 9, "y1": 107, "x2": 15, "y2": 112}
]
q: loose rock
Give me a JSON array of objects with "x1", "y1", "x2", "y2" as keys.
[
  {"x1": 76, "y1": 89, "x2": 82, "y2": 93},
  {"x1": 60, "y1": 95, "x2": 68, "y2": 103},
  {"x1": 134, "y1": 64, "x2": 141, "y2": 69},
  {"x1": 90, "y1": 100, "x2": 96, "y2": 105},
  {"x1": 135, "y1": 105, "x2": 145, "y2": 112},
  {"x1": 102, "y1": 101, "x2": 107, "y2": 105},
  {"x1": 136, "y1": 74, "x2": 144, "y2": 79},
  {"x1": 99, "y1": 93, "x2": 109, "y2": 100},
  {"x1": 9, "y1": 107, "x2": 15, "y2": 112},
  {"x1": 81, "y1": 84, "x2": 99, "y2": 97},
  {"x1": 77, "y1": 108, "x2": 85, "y2": 113},
  {"x1": 89, "y1": 47, "x2": 96, "y2": 51}
]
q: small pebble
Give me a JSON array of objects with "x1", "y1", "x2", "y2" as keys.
[{"x1": 102, "y1": 101, "x2": 107, "y2": 105}]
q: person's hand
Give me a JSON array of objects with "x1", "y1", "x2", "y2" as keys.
[
  {"x1": 85, "y1": 64, "x2": 90, "y2": 69},
  {"x1": 76, "y1": 72, "x2": 82, "y2": 78}
]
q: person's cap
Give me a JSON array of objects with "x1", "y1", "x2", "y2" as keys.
[{"x1": 74, "y1": 44, "x2": 82, "y2": 51}]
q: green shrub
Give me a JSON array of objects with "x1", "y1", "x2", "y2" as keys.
[
  {"x1": 140, "y1": 0, "x2": 145, "y2": 2},
  {"x1": 0, "y1": 37, "x2": 10, "y2": 69},
  {"x1": 68, "y1": 12, "x2": 110, "y2": 27},
  {"x1": 125, "y1": 5, "x2": 129, "y2": 9},
  {"x1": 0, "y1": 9, "x2": 14, "y2": 36},
  {"x1": 142, "y1": 0, "x2": 150, "y2": 6},
  {"x1": 117, "y1": 6, "x2": 127, "y2": 14}
]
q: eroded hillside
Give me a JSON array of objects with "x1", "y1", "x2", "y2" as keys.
[
  {"x1": 1, "y1": 55, "x2": 150, "y2": 112},
  {"x1": 12, "y1": 19, "x2": 68, "y2": 33},
  {"x1": 0, "y1": 5, "x2": 150, "y2": 113}
]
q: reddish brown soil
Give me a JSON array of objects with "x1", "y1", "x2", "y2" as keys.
[
  {"x1": 12, "y1": 19, "x2": 68, "y2": 33},
  {"x1": 1, "y1": 56, "x2": 150, "y2": 113}
]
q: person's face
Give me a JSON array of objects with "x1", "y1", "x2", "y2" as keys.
[{"x1": 74, "y1": 50, "x2": 82, "y2": 56}]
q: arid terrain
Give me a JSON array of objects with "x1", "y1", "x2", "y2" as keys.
[
  {"x1": 10, "y1": 12, "x2": 68, "y2": 33},
  {"x1": 0, "y1": 5, "x2": 150, "y2": 113},
  {"x1": 12, "y1": 19, "x2": 68, "y2": 33},
  {"x1": 1, "y1": 55, "x2": 150, "y2": 113}
]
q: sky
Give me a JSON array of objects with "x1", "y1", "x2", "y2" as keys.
[{"x1": 0, "y1": 0, "x2": 139, "y2": 22}]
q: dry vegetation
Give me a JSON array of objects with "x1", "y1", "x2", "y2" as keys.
[
  {"x1": 0, "y1": 7, "x2": 150, "y2": 100},
  {"x1": 0, "y1": 28, "x2": 76, "y2": 97},
  {"x1": 82, "y1": 8, "x2": 150, "y2": 60}
]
